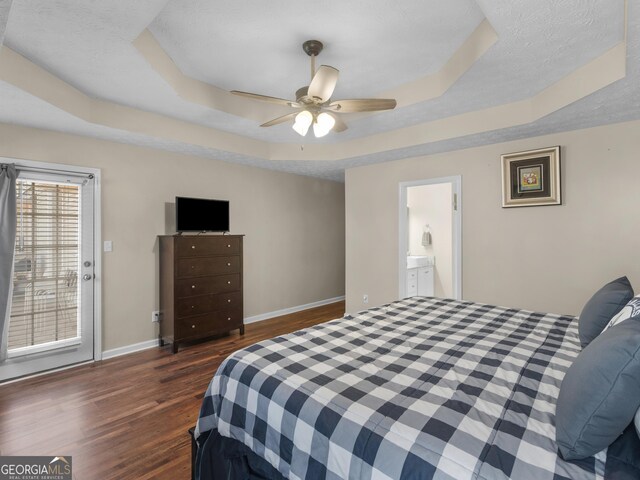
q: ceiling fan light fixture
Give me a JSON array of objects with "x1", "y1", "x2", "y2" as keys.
[
  {"x1": 292, "y1": 110, "x2": 313, "y2": 136},
  {"x1": 313, "y1": 112, "x2": 335, "y2": 138}
]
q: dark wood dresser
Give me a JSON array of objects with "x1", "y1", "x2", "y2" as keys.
[{"x1": 159, "y1": 235, "x2": 244, "y2": 353}]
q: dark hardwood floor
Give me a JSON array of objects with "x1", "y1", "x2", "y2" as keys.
[{"x1": 0, "y1": 301, "x2": 345, "y2": 480}]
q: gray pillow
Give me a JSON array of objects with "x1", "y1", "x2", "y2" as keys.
[
  {"x1": 578, "y1": 276, "x2": 633, "y2": 348},
  {"x1": 556, "y1": 316, "x2": 640, "y2": 460}
]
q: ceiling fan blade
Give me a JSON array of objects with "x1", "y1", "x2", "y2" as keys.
[
  {"x1": 260, "y1": 112, "x2": 298, "y2": 127},
  {"x1": 330, "y1": 113, "x2": 348, "y2": 133},
  {"x1": 231, "y1": 90, "x2": 299, "y2": 108},
  {"x1": 328, "y1": 98, "x2": 397, "y2": 113},
  {"x1": 308, "y1": 65, "x2": 339, "y2": 102}
]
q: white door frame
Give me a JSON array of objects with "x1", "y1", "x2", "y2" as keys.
[
  {"x1": 1, "y1": 157, "x2": 102, "y2": 364},
  {"x1": 398, "y1": 176, "x2": 462, "y2": 300}
]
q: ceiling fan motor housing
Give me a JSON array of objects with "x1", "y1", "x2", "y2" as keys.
[
  {"x1": 295, "y1": 86, "x2": 309, "y2": 102},
  {"x1": 295, "y1": 86, "x2": 322, "y2": 107}
]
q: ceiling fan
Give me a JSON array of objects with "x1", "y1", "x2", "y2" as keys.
[{"x1": 231, "y1": 40, "x2": 397, "y2": 138}]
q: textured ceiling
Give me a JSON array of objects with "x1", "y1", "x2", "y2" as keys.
[
  {"x1": 0, "y1": 0, "x2": 636, "y2": 182},
  {"x1": 0, "y1": 0, "x2": 12, "y2": 45},
  {"x1": 149, "y1": 0, "x2": 484, "y2": 100}
]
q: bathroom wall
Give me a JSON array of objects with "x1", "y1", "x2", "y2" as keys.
[{"x1": 407, "y1": 184, "x2": 453, "y2": 298}]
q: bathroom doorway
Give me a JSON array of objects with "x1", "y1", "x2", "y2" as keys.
[{"x1": 398, "y1": 176, "x2": 461, "y2": 300}]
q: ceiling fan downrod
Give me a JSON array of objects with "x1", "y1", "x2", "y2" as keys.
[{"x1": 302, "y1": 40, "x2": 323, "y2": 80}]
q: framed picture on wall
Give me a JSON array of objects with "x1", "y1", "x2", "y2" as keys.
[{"x1": 501, "y1": 146, "x2": 561, "y2": 207}]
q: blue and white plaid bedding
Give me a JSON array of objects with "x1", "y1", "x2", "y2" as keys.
[{"x1": 196, "y1": 297, "x2": 607, "y2": 479}]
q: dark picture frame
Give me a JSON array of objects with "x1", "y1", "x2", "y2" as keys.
[{"x1": 501, "y1": 146, "x2": 561, "y2": 207}]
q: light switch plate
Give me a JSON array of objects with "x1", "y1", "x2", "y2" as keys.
[{"x1": 103, "y1": 240, "x2": 113, "y2": 252}]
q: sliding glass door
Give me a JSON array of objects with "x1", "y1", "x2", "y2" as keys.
[{"x1": 0, "y1": 169, "x2": 96, "y2": 381}]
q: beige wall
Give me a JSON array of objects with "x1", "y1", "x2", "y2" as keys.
[
  {"x1": 0, "y1": 124, "x2": 345, "y2": 351},
  {"x1": 346, "y1": 119, "x2": 640, "y2": 316},
  {"x1": 407, "y1": 183, "x2": 453, "y2": 298}
]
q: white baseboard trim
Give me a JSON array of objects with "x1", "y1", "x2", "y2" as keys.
[
  {"x1": 101, "y1": 339, "x2": 159, "y2": 360},
  {"x1": 99, "y1": 296, "x2": 344, "y2": 360},
  {"x1": 244, "y1": 295, "x2": 345, "y2": 325}
]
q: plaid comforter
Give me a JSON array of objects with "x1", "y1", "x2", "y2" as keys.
[{"x1": 195, "y1": 297, "x2": 606, "y2": 479}]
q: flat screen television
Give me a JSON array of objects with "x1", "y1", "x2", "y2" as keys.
[{"x1": 175, "y1": 196, "x2": 229, "y2": 232}]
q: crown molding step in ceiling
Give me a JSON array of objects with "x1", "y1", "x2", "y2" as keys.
[{"x1": 0, "y1": 0, "x2": 636, "y2": 181}]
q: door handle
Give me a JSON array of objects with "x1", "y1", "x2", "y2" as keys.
[{"x1": 82, "y1": 274, "x2": 93, "y2": 281}]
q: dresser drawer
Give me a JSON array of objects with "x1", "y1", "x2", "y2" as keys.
[
  {"x1": 175, "y1": 274, "x2": 240, "y2": 297},
  {"x1": 176, "y1": 236, "x2": 240, "y2": 257},
  {"x1": 177, "y1": 255, "x2": 240, "y2": 278},
  {"x1": 177, "y1": 308, "x2": 242, "y2": 338},
  {"x1": 176, "y1": 291, "x2": 242, "y2": 318}
]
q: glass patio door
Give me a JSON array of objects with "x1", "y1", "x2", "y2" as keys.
[{"x1": 0, "y1": 169, "x2": 95, "y2": 381}]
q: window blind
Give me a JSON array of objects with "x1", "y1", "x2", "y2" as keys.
[{"x1": 7, "y1": 180, "x2": 80, "y2": 350}]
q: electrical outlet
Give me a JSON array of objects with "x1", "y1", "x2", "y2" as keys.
[
  {"x1": 151, "y1": 311, "x2": 160, "y2": 323},
  {"x1": 363, "y1": 294, "x2": 369, "y2": 304}
]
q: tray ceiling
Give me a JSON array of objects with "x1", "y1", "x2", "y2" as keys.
[{"x1": 0, "y1": 0, "x2": 636, "y2": 181}]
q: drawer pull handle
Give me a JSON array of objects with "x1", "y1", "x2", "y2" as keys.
[
  {"x1": 191, "y1": 285, "x2": 196, "y2": 289},
  {"x1": 191, "y1": 324, "x2": 196, "y2": 329},
  {"x1": 227, "y1": 281, "x2": 231, "y2": 285},
  {"x1": 227, "y1": 299, "x2": 231, "y2": 303},
  {"x1": 227, "y1": 263, "x2": 231, "y2": 266},
  {"x1": 191, "y1": 305, "x2": 195, "y2": 309},
  {"x1": 191, "y1": 245, "x2": 195, "y2": 249},
  {"x1": 227, "y1": 317, "x2": 231, "y2": 321},
  {"x1": 227, "y1": 244, "x2": 231, "y2": 247}
]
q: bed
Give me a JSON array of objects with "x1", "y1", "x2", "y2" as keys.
[{"x1": 193, "y1": 296, "x2": 632, "y2": 479}]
